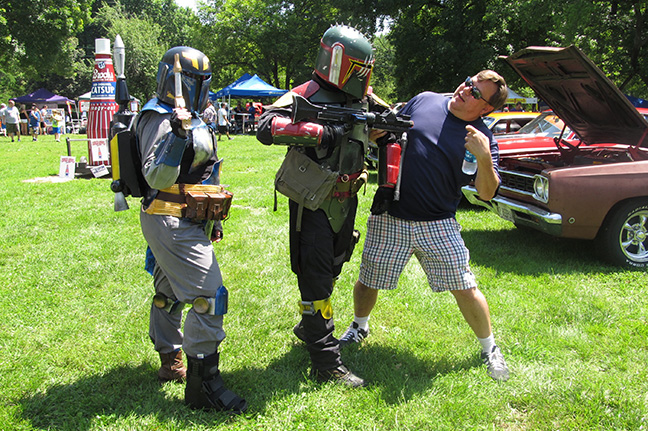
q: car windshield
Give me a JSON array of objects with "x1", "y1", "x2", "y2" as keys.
[
  {"x1": 482, "y1": 116, "x2": 497, "y2": 128},
  {"x1": 517, "y1": 112, "x2": 573, "y2": 138}
]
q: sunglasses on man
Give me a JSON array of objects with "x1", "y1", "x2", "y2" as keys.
[{"x1": 464, "y1": 76, "x2": 494, "y2": 106}]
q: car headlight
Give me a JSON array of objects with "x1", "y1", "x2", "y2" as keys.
[{"x1": 533, "y1": 175, "x2": 549, "y2": 203}]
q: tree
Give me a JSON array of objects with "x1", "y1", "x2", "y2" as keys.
[
  {"x1": 196, "y1": 0, "x2": 341, "y2": 91},
  {"x1": 76, "y1": 0, "x2": 200, "y2": 102},
  {"x1": 559, "y1": 1, "x2": 648, "y2": 99},
  {"x1": 92, "y1": 3, "x2": 167, "y2": 103},
  {"x1": 385, "y1": 0, "x2": 648, "y2": 102},
  {"x1": 371, "y1": 34, "x2": 397, "y2": 102},
  {"x1": 388, "y1": 0, "x2": 496, "y2": 101},
  {"x1": 0, "y1": 0, "x2": 93, "y2": 100}
]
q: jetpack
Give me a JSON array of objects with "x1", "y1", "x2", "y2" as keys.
[{"x1": 109, "y1": 35, "x2": 148, "y2": 211}]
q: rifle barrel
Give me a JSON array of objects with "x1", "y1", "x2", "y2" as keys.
[{"x1": 292, "y1": 94, "x2": 413, "y2": 133}]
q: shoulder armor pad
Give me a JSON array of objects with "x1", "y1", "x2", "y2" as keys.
[
  {"x1": 273, "y1": 91, "x2": 296, "y2": 108},
  {"x1": 273, "y1": 81, "x2": 322, "y2": 108},
  {"x1": 292, "y1": 80, "x2": 320, "y2": 99},
  {"x1": 141, "y1": 98, "x2": 174, "y2": 114}
]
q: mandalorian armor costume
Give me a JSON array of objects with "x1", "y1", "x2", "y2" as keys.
[{"x1": 256, "y1": 25, "x2": 377, "y2": 387}]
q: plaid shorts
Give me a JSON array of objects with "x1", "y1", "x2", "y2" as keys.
[{"x1": 359, "y1": 213, "x2": 477, "y2": 292}]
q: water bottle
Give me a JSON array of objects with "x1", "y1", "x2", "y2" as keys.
[{"x1": 462, "y1": 150, "x2": 477, "y2": 175}]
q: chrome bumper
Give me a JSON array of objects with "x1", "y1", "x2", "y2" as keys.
[{"x1": 461, "y1": 185, "x2": 563, "y2": 236}]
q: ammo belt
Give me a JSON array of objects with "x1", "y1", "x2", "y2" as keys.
[
  {"x1": 145, "y1": 183, "x2": 233, "y2": 221},
  {"x1": 329, "y1": 170, "x2": 368, "y2": 200}
]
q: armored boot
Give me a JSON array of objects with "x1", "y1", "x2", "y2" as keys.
[
  {"x1": 185, "y1": 352, "x2": 248, "y2": 414},
  {"x1": 158, "y1": 349, "x2": 187, "y2": 383},
  {"x1": 296, "y1": 313, "x2": 367, "y2": 388}
]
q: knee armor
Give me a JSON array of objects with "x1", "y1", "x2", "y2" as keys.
[{"x1": 299, "y1": 296, "x2": 333, "y2": 319}]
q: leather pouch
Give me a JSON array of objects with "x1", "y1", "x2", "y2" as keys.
[
  {"x1": 206, "y1": 191, "x2": 233, "y2": 220},
  {"x1": 185, "y1": 191, "x2": 209, "y2": 219}
]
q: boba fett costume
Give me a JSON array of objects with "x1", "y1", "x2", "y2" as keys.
[
  {"x1": 256, "y1": 25, "x2": 375, "y2": 387},
  {"x1": 137, "y1": 46, "x2": 247, "y2": 413}
]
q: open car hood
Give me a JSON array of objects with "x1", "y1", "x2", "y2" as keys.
[{"x1": 503, "y1": 46, "x2": 648, "y2": 147}]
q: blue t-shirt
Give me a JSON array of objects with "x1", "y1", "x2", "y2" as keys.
[{"x1": 389, "y1": 92, "x2": 499, "y2": 221}]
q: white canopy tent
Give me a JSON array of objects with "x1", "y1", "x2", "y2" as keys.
[{"x1": 506, "y1": 89, "x2": 537, "y2": 106}]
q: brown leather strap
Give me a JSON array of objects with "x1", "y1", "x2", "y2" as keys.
[{"x1": 156, "y1": 191, "x2": 186, "y2": 204}]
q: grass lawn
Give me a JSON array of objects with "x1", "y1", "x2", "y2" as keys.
[{"x1": 0, "y1": 132, "x2": 646, "y2": 430}]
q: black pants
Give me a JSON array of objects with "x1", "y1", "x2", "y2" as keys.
[{"x1": 289, "y1": 199, "x2": 357, "y2": 370}]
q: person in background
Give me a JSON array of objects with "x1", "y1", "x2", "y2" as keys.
[
  {"x1": 4, "y1": 100, "x2": 21, "y2": 142},
  {"x1": 0, "y1": 103, "x2": 6, "y2": 137},
  {"x1": 19, "y1": 105, "x2": 29, "y2": 136},
  {"x1": 29, "y1": 105, "x2": 41, "y2": 141},
  {"x1": 339, "y1": 71, "x2": 511, "y2": 382},
  {"x1": 40, "y1": 105, "x2": 48, "y2": 136},
  {"x1": 216, "y1": 103, "x2": 232, "y2": 141},
  {"x1": 202, "y1": 100, "x2": 216, "y2": 126},
  {"x1": 233, "y1": 102, "x2": 245, "y2": 133},
  {"x1": 246, "y1": 102, "x2": 257, "y2": 133},
  {"x1": 51, "y1": 112, "x2": 62, "y2": 142}
]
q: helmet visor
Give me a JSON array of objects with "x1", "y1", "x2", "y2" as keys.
[
  {"x1": 319, "y1": 41, "x2": 373, "y2": 97},
  {"x1": 182, "y1": 72, "x2": 211, "y2": 114}
]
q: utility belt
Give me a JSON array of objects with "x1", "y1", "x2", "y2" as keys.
[
  {"x1": 329, "y1": 170, "x2": 368, "y2": 201},
  {"x1": 145, "y1": 183, "x2": 233, "y2": 221}
]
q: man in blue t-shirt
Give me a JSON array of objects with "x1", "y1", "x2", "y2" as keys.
[{"x1": 340, "y1": 70, "x2": 511, "y2": 381}]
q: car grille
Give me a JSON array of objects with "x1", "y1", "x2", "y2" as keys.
[{"x1": 500, "y1": 170, "x2": 535, "y2": 194}]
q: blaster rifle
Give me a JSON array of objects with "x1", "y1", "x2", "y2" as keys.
[{"x1": 291, "y1": 94, "x2": 413, "y2": 134}]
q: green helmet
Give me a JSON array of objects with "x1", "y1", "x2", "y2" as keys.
[{"x1": 314, "y1": 25, "x2": 374, "y2": 99}]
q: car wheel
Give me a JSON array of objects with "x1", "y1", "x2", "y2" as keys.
[{"x1": 598, "y1": 201, "x2": 648, "y2": 268}]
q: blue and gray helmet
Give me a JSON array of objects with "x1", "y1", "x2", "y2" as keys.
[{"x1": 156, "y1": 46, "x2": 212, "y2": 114}]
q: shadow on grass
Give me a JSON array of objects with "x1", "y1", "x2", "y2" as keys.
[
  {"x1": 342, "y1": 343, "x2": 482, "y2": 404},
  {"x1": 19, "y1": 341, "x2": 479, "y2": 428},
  {"x1": 458, "y1": 206, "x2": 621, "y2": 275},
  {"x1": 19, "y1": 346, "x2": 306, "y2": 429}
]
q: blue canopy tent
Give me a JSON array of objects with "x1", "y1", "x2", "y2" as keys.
[
  {"x1": 218, "y1": 75, "x2": 287, "y2": 98},
  {"x1": 211, "y1": 74, "x2": 287, "y2": 133},
  {"x1": 211, "y1": 74, "x2": 287, "y2": 100},
  {"x1": 210, "y1": 73, "x2": 252, "y2": 101}
]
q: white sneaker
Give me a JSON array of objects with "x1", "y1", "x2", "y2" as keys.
[
  {"x1": 339, "y1": 322, "x2": 369, "y2": 347},
  {"x1": 481, "y1": 345, "x2": 510, "y2": 381}
]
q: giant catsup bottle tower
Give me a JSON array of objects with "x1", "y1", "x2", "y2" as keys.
[{"x1": 87, "y1": 38, "x2": 118, "y2": 166}]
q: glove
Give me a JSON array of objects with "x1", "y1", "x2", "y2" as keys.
[
  {"x1": 370, "y1": 186, "x2": 395, "y2": 215},
  {"x1": 322, "y1": 124, "x2": 347, "y2": 148},
  {"x1": 170, "y1": 111, "x2": 187, "y2": 138},
  {"x1": 375, "y1": 131, "x2": 397, "y2": 147}
]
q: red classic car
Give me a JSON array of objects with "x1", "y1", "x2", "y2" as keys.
[
  {"x1": 482, "y1": 111, "x2": 540, "y2": 135},
  {"x1": 495, "y1": 109, "x2": 648, "y2": 154},
  {"x1": 462, "y1": 45, "x2": 648, "y2": 268}
]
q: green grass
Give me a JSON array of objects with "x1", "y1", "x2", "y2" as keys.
[{"x1": 1, "y1": 132, "x2": 647, "y2": 430}]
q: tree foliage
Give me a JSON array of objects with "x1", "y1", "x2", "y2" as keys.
[
  {"x1": 92, "y1": 3, "x2": 167, "y2": 103},
  {"x1": 387, "y1": 0, "x2": 648, "y2": 101},
  {"x1": 2, "y1": 0, "x2": 648, "y2": 105},
  {"x1": 0, "y1": 0, "x2": 93, "y2": 101},
  {"x1": 195, "y1": 0, "x2": 344, "y2": 91}
]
